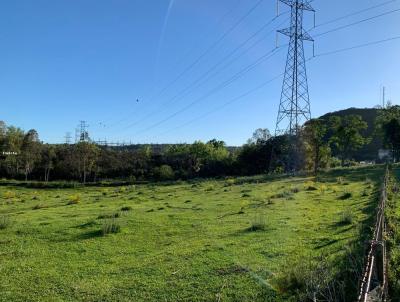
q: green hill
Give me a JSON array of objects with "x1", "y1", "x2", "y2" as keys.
[{"x1": 319, "y1": 107, "x2": 383, "y2": 161}]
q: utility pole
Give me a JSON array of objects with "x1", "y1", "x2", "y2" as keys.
[
  {"x1": 382, "y1": 86, "x2": 386, "y2": 108},
  {"x1": 275, "y1": 0, "x2": 314, "y2": 171}
]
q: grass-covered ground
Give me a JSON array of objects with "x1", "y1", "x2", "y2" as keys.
[
  {"x1": 387, "y1": 166, "x2": 400, "y2": 297},
  {"x1": 0, "y1": 167, "x2": 383, "y2": 301}
]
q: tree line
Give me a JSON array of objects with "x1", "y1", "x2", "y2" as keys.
[{"x1": 0, "y1": 106, "x2": 399, "y2": 183}]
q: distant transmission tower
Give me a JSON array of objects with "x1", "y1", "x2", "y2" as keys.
[
  {"x1": 275, "y1": 0, "x2": 314, "y2": 170},
  {"x1": 64, "y1": 132, "x2": 72, "y2": 144},
  {"x1": 77, "y1": 121, "x2": 90, "y2": 142}
]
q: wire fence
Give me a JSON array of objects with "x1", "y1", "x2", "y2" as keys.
[{"x1": 357, "y1": 166, "x2": 389, "y2": 302}]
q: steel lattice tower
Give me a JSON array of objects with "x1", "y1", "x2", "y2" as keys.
[
  {"x1": 275, "y1": 0, "x2": 314, "y2": 136},
  {"x1": 272, "y1": 0, "x2": 314, "y2": 172}
]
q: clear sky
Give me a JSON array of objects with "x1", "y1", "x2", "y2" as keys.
[{"x1": 1, "y1": 0, "x2": 399, "y2": 145}]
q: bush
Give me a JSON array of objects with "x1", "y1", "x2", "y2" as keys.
[
  {"x1": 102, "y1": 219, "x2": 121, "y2": 235},
  {"x1": 339, "y1": 208, "x2": 354, "y2": 225},
  {"x1": 0, "y1": 215, "x2": 11, "y2": 230},
  {"x1": 153, "y1": 165, "x2": 175, "y2": 181}
]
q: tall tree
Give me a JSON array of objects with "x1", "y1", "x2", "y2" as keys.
[
  {"x1": 41, "y1": 145, "x2": 56, "y2": 182},
  {"x1": 375, "y1": 105, "x2": 400, "y2": 162},
  {"x1": 74, "y1": 142, "x2": 100, "y2": 184},
  {"x1": 329, "y1": 115, "x2": 368, "y2": 166},
  {"x1": 247, "y1": 128, "x2": 272, "y2": 144},
  {"x1": 3, "y1": 126, "x2": 24, "y2": 177},
  {"x1": 302, "y1": 119, "x2": 330, "y2": 175},
  {"x1": 21, "y1": 129, "x2": 41, "y2": 180}
]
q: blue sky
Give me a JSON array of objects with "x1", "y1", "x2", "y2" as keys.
[{"x1": 0, "y1": 0, "x2": 399, "y2": 145}]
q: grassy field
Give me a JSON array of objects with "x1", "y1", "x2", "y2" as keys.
[{"x1": 0, "y1": 167, "x2": 383, "y2": 301}]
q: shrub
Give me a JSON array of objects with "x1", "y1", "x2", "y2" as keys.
[
  {"x1": 68, "y1": 194, "x2": 81, "y2": 205},
  {"x1": 153, "y1": 165, "x2": 175, "y2": 181},
  {"x1": 102, "y1": 219, "x2": 121, "y2": 235},
  {"x1": 0, "y1": 215, "x2": 11, "y2": 230},
  {"x1": 339, "y1": 208, "x2": 354, "y2": 225}
]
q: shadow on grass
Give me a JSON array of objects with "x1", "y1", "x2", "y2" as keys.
[
  {"x1": 77, "y1": 230, "x2": 103, "y2": 240},
  {"x1": 74, "y1": 221, "x2": 98, "y2": 229}
]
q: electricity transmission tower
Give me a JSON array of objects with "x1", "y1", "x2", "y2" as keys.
[
  {"x1": 76, "y1": 121, "x2": 90, "y2": 143},
  {"x1": 275, "y1": 0, "x2": 314, "y2": 171},
  {"x1": 64, "y1": 132, "x2": 72, "y2": 144}
]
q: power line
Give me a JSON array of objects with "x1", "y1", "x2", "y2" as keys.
[
  {"x1": 156, "y1": 73, "x2": 284, "y2": 138},
  {"x1": 108, "y1": 1, "x2": 398, "y2": 136},
  {"x1": 311, "y1": 0, "x2": 397, "y2": 29},
  {"x1": 313, "y1": 7, "x2": 400, "y2": 38},
  {"x1": 124, "y1": 46, "x2": 286, "y2": 136},
  {"x1": 105, "y1": 0, "x2": 276, "y2": 131},
  {"x1": 98, "y1": 0, "x2": 243, "y2": 126},
  {"x1": 146, "y1": 0, "x2": 265, "y2": 101},
  {"x1": 153, "y1": 33, "x2": 400, "y2": 141},
  {"x1": 313, "y1": 34, "x2": 400, "y2": 57},
  {"x1": 108, "y1": 14, "x2": 290, "y2": 132}
]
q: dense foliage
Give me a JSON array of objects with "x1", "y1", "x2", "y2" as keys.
[{"x1": 0, "y1": 106, "x2": 399, "y2": 182}]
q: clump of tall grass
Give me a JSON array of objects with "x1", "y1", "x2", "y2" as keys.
[
  {"x1": 68, "y1": 194, "x2": 81, "y2": 205},
  {"x1": 0, "y1": 215, "x2": 11, "y2": 230},
  {"x1": 339, "y1": 208, "x2": 354, "y2": 225},
  {"x1": 97, "y1": 212, "x2": 120, "y2": 219},
  {"x1": 32, "y1": 204, "x2": 48, "y2": 210},
  {"x1": 304, "y1": 181, "x2": 318, "y2": 191},
  {"x1": 248, "y1": 215, "x2": 268, "y2": 232},
  {"x1": 274, "y1": 255, "x2": 346, "y2": 301},
  {"x1": 3, "y1": 191, "x2": 16, "y2": 200},
  {"x1": 225, "y1": 178, "x2": 236, "y2": 187},
  {"x1": 272, "y1": 190, "x2": 294, "y2": 200},
  {"x1": 290, "y1": 187, "x2": 300, "y2": 194},
  {"x1": 120, "y1": 206, "x2": 132, "y2": 212},
  {"x1": 339, "y1": 192, "x2": 352, "y2": 200},
  {"x1": 319, "y1": 184, "x2": 328, "y2": 195},
  {"x1": 102, "y1": 219, "x2": 121, "y2": 235}
]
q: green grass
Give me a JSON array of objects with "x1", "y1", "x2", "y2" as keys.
[
  {"x1": 387, "y1": 167, "x2": 400, "y2": 298},
  {"x1": 0, "y1": 166, "x2": 383, "y2": 301}
]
